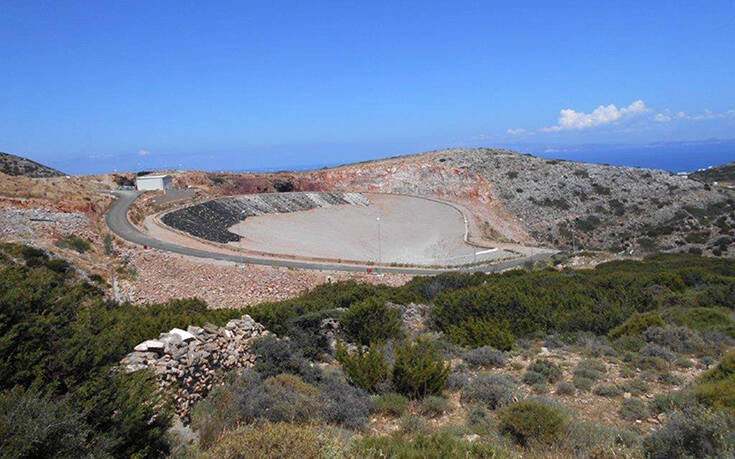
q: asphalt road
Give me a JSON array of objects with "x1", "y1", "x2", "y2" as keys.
[{"x1": 105, "y1": 190, "x2": 554, "y2": 275}]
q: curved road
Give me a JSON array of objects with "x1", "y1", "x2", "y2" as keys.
[{"x1": 105, "y1": 191, "x2": 554, "y2": 275}]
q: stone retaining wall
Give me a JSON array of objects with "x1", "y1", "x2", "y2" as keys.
[{"x1": 119, "y1": 315, "x2": 267, "y2": 420}]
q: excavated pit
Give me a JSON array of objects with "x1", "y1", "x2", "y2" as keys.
[{"x1": 161, "y1": 192, "x2": 369, "y2": 243}]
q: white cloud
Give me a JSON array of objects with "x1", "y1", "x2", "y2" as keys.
[
  {"x1": 138, "y1": 149, "x2": 150, "y2": 157},
  {"x1": 652, "y1": 108, "x2": 734, "y2": 122},
  {"x1": 541, "y1": 99, "x2": 650, "y2": 132},
  {"x1": 506, "y1": 127, "x2": 526, "y2": 135}
]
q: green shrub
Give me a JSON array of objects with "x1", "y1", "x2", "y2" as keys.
[
  {"x1": 526, "y1": 359, "x2": 562, "y2": 383},
  {"x1": 649, "y1": 390, "x2": 699, "y2": 415},
  {"x1": 593, "y1": 383, "x2": 623, "y2": 397},
  {"x1": 341, "y1": 297, "x2": 402, "y2": 345},
  {"x1": 206, "y1": 422, "x2": 335, "y2": 459},
  {"x1": 466, "y1": 404, "x2": 495, "y2": 430},
  {"x1": 573, "y1": 375, "x2": 595, "y2": 392},
  {"x1": 620, "y1": 379, "x2": 650, "y2": 396},
  {"x1": 392, "y1": 339, "x2": 449, "y2": 399},
  {"x1": 573, "y1": 359, "x2": 607, "y2": 382},
  {"x1": 461, "y1": 374, "x2": 517, "y2": 410},
  {"x1": 351, "y1": 432, "x2": 501, "y2": 458},
  {"x1": 609, "y1": 311, "x2": 665, "y2": 338},
  {"x1": 462, "y1": 345, "x2": 505, "y2": 368},
  {"x1": 251, "y1": 335, "x2": 321, "y2": 383},
  {"x1": 635, "y1": 355, "x2": 669, "y2": 371},
  {"x1": 694, "y1": 352, "x2": 735, "y2": 414},
  {"x1": 446, "y1": 318, "x2": 515, "y2": 350},
  {"x1": 497, "y1": 400, "x2": 567, "y2": 445},
  {"x1": 54, "y1": 235, "x2": 92, "y2": 253},
  {"x1": 335, "y1": 342, "x2": 389, "y2": 393},
  {"x1": 619, "y1": 398, "x2": 650, "y2": 420},
  {"x1": 399, "y1": 414, "x2": 425, "y2": 433},
  {"x1": 642, "y1": 407, "x2": 735, "y2": 459},
  {"x1": 420, "y1": 395, "x2": 450, "y2": 417},
  {"x1": 556, "y1": 381, "x2": 576, "y2": 395},
  {"x1": 0, "y1": 387, "x2": 93, "y2": 458},
  {"x1": 447, "y1": 371, "x2": 469, "y2": 391},
  {"x1": 658, "y1": 372, "x2": 684, "y2": 386},
  {"x1": 522, "y1": 370, "x2": 546, "y2": 386},
  {"x1": 318, "y1": 377, "x2": 374, "y2": 430},
  {"x1": 374, "y1": 392, "x2": 409, "y2": 416},
  {"x1": 675, "y1": 357, "x2": 694, "y2": 368}
]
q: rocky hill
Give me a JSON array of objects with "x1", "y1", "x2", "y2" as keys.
[
  {"x1": 690, "y1": 162, "x2": 735, "y2": 185},
  {"x1": 175, "y1": 148, "x2": 734, "y2": 257},
  {"x1": 0, "y1": 152, "x2": 64, "y2": 178}
]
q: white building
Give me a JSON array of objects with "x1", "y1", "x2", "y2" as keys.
[{"x1": 135, "y1": 174, "x2": 174, "y2": 191}]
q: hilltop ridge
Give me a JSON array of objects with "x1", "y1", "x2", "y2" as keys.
[{"x1": 0, "y1": 152, "x2": 65, "y2": 178}]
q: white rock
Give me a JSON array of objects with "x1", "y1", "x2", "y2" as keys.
[
  {"x1": 170, "y1": 328, "x2": 197, "y2": 342},
  {"x1": 134, "y1": 340, "x2": 165, "y2": 352}
]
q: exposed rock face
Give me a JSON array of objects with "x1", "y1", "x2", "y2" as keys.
[{"x1": 120, "y1": 315, "x2": 267, "y2": 420}]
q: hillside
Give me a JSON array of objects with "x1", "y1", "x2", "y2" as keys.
[
  {"x1": 0, "y1": 152, "x2": 65, "y2": 177},
  {"x1": 691, "y1": 162, "x2": 735, "y2": 185},
  {"x1": 176, "y1": 148, "x2": 735, "y2": 257}
]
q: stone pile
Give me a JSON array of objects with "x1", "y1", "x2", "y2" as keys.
[
  {"x1": 161, "y1": 191, "x2": 369, "y2": 243},
  {"x1": 120, "y1": 314, "x2": 268, "y2": 419}
]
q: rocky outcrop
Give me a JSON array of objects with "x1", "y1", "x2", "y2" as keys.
[{"x1": 120, "y1": 315, "x2": 267, "y2": 419}]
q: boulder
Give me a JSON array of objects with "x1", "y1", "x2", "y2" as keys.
[
  {"x1": 170, "y1": 328, "x2": 197, "y2": 342},
  {"x1": 134, "y1": 339, "x2": 165, "y2": 353}
]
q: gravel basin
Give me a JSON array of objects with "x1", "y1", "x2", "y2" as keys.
[{"x1": 228, "y1": 193, "x2": 509, "y2": 266}]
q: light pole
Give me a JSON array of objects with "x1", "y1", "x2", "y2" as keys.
[{"x1": 376, "y1": 216, "x2": 382, "y2": 272}]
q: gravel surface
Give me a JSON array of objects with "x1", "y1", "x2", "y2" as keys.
[{"x1": 230, "y1": 193, "x2": 512, "y2": 266}]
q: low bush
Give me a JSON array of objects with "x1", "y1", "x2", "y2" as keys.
[
  {"x1": 556, "y1": 381, "x2": 576, "y2": 395},
  {"x1": 446, "y1": 371, "x2": 469, "y2": 391},
  {"x1": 341, "y1": 297, "x2": 402, "y2": 346},
  {"x1": 446, "y1": 318, "x2": 515, "y2": 351},
  {"x1": 206, "y1": 422, "x2": 335, "y2": 459},
  {"x1": 522, "y1": 371, "x2": 546, "y2": 386},
  {"x1": 420, "y1": 395, "x2": 450, "y2": 417},
  {"x1": 640, "y1": 343, "x2": 676, "y2": 361},
  {"x1": 239, "y1": 372, "x2": 321, "y2": 424},
  {"x1": 319, "y1": 377, "x2": 374, "y2": 430},
  {"x1": 461, "y1": 374, "x2": 517, "y2": 410},
  {"x1": 658, "y1": 372, "x2": 684, "y2": 386},
  {"x1": 609, "y1": 311, "x2": 666, "y2": 338},
  {"x1": 593, "y1": 383, "x2": 623, "y2": 397},
  {"x1": 399, "y1": 414, "x2": 425, "y2": 433},
  {"x1": 642, "y1": 407, "x2": 735, "y2": 459},
  {"x1": 351, "y1": 432, "x2": 501, "y2": 458},
  {"x1": 498, "y1": 399, "x2": 567, "y2": 446},
  {"x1": 649, "y1": 391, "x2": 699, "y2": 415},
  {"x1": 462, "y1": 345, "x2": 505, "y2": 368},
  {"x1": 374, "y1": 392, "x2": 409, "y2": 416},
  {"x1": 694, "y1": 352, "x2": 735, "y2": 414},
  {"x1": 251, "y1": 335, "x2": 321, "y2": 383},
  {"x1": 574, "y1": 359, "x2": 606, "y2": 380},
  {"x1": 392, "y1": 339, "x2": 449, "y2": 399},
  {"x1": 335, "y1": 342, "x2": 389, "y2": 393},
  {"x1": 573, "y1": 376, "x2": 595, "y2": 392},
  {"x1": 54, "y1": 235, "x2": 92, "y2": 253},
  {"x1": 619, "y1": 398, "x2": 650, "y2": 420},
  {"x1": 642, "y1": 326, "x2": 705, "y2": 354},
  {"x1": 634, "y1": 355, "x2": 669, "y2": 371},
  {"x1": 466, "y1": 404, "x2": 495, "y2": 430},
  {"x1": 675, "y1": 357, "x2": 695, "y2": 368},
  {"x1": 0, "y1": 387, "x2": 93, "y2": 458},
  {"x1": 526, "y1": 359, "x2": 562, "y2": 383},
  {"x1": 620, "y1": 379, "x2": 650, "y2": 396}
]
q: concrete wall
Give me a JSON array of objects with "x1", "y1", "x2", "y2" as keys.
[{"x1": 136, "y1": 176, "x2": 173, "y2": 191}]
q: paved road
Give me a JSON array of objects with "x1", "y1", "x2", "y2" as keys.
[{"x1": 105, "y1": 191, "x2": 554, "y2": 275}]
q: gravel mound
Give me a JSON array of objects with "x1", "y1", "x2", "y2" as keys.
[{"x1": 161, "y1": 192, "x2": 368, "y2": 243}]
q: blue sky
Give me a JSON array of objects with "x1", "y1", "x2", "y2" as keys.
[{"x1": 1, "y1": 1, "x2": 734, "y2": 173}]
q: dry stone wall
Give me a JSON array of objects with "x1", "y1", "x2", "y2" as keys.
[{"x1": 119, "y1": 314, "x2": 267, "y2": 419}]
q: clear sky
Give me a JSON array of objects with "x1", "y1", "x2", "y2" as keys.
[{"x1": 1, "y1": 1, "x2": 734, "y2": 173}]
